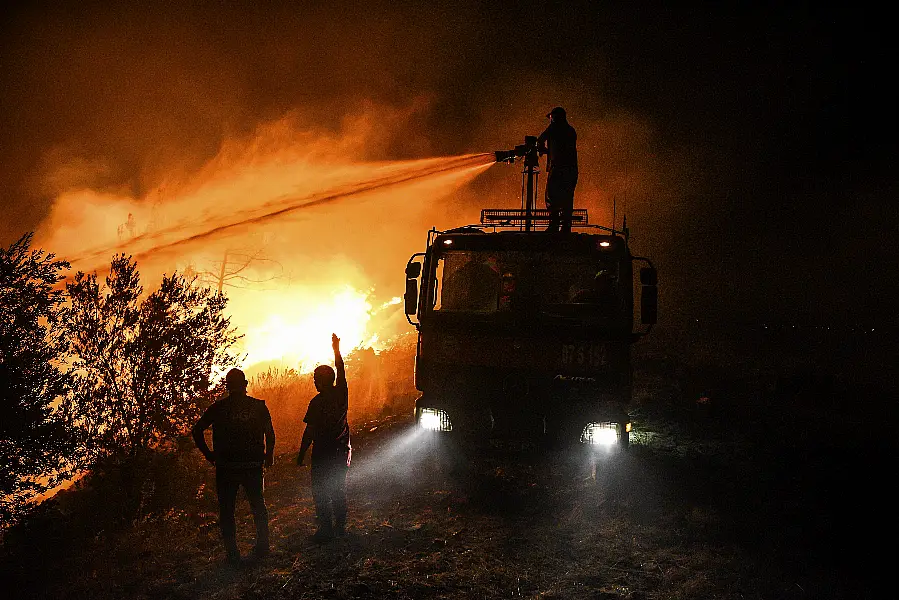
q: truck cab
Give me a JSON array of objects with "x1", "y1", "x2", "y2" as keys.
[{"x1": 404, "y1": 208, "x2": 657, "y2": 452}]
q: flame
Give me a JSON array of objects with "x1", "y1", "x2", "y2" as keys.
[
  {"x1": 231, "y1": 284, "x2": 403, "y2": 375},
  {"x1": 239, "y1": 285, "x2": 374, "y2": 373}
]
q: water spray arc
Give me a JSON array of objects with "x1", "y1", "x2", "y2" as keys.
[
  {"x1": 38, "y1": 145, "x2": 498, "y2": 375},
  {"x1": 61, "y1": 153, "x2": 495, "y2": 275}
]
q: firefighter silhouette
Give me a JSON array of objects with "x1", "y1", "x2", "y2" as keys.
[
  {"x1": 537, "y1": 107, "x2": 578, "y2": 233},
  {"x1": 297, "y1": 334, "x2": 351, "y2": 541},
  {"x1": 192, "y1": 368, "x2": 275, "y2": 564}
]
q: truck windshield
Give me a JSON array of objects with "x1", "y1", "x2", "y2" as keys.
[{"x1": 431, "y1": 250, "x2": 624, "y2": 321}]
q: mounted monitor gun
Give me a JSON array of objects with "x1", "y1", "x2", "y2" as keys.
[
  {"x1": 493, "y1": 135, "x2": 540, "y2": 165},
  {"x1": 494, "y1": 136, "x2": 542, "y2": 231}
]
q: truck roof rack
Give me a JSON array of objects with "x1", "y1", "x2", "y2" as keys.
[
  {"x1": 426, "y1": 209, "x2": 629, "y2": 246},
  {"x1": 480, "y1": 208, "x2": 588, "y2": 227}
]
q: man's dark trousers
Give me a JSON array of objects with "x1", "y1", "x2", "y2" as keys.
[
  {"x1": 545, "y1": 167, "x2": 578, "y2": 233},
  {"x1": 311, "y1": 455, "x2": 348, "y2": 532},
  {"x1": 216, "y1": 467, "x2": 269, "y2": 555}
]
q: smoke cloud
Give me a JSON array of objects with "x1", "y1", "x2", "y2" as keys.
[{"x1": 4, "y1": 1, "x2": 700, "y2": 351}]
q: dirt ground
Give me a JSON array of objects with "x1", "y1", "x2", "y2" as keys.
[{"x1": 3, "y1": 399, "x2": 889, "y2": 600}]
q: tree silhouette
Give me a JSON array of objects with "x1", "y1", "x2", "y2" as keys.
[
  {"x1": 197, "y1": 247, "x2": 283, "y2": 293},
  {"x1": 62, "y1": 255, "x2": 241, "y2": 468},
  {"x1": 0, "y1": 234, "x2": 73, "y2": 523}
]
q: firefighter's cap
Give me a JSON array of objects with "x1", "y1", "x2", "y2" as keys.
[{"x1": 546, "y1": 106, "x2": 567, "y2": 119}]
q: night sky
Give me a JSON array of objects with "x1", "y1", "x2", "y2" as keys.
[{"x1": 1, "y1": 1, "x2": 894, "y2": 328}]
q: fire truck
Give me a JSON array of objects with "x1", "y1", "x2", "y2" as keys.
[{"x1": 403, "y1": 136, "x2": 657, "y2": 452}]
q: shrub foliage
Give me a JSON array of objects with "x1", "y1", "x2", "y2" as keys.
[
  {"x1": 61, "y1": 255, "x2": 240, "y2": 465},
  {"x1": 0, "y1": 234, "x2": 73, "y2": 523}
]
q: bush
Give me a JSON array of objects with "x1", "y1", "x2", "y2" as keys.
[{"x1": 0, "y1": 233, "x2": 73, "y2": 524}]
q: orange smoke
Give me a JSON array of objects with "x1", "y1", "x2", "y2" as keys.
[{"x1": 35, "y1": 109, "x2": 495, "y2": 373}]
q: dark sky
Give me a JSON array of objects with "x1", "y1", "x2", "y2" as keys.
[{"x1": 1, "y1": 1, "x2": 895, "y2": 327}]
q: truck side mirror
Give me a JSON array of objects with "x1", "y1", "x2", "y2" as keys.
[
  {"x1": 404, "y1": 278, "x2": 419, "y2": 316},
  {"x1": 641, "y1": 284, "x2": 657, "y2": 324},
  {"x1": 406, "y1": 263, "x2": 422, "y2": 278},
  {"x1": 640, "y1": 267, "x2": 657, "y2": 286}
]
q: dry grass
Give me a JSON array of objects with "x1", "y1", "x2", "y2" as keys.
[{"x1": 4, "y1": 414, "x2": 874, "y2": 599}]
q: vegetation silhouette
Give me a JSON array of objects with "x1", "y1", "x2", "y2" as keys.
[
  {"x1": 60, "y1": 254, "x2": 241, "y2": 520},
  {"x1": 0, "y1": 234, "x2": 73, "y2": 523}
]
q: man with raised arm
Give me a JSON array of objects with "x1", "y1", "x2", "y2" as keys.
[
  {"x1": 297, "y1": 333, "x2": 352, "y2": 541},
  {"x1": 192, "y1": 368, "x2": 275, "y2": 564}
]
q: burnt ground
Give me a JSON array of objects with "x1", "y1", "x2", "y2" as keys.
[
  {"x1": 2, "y1": 326, "x2": 894, "y2": 599},
  {"x1": 2, "y1": 413, "x2": 891, "y2": 600}
]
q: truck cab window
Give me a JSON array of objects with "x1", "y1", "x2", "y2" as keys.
[
  {"x1": 431, "y1": 250, "x2": 621, "y2": 322},
  {"x1": 433, "y1": 252, "x2": 500, "y2": 313}
]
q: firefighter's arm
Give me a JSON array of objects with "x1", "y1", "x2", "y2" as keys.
[
  {"x1": 537, "y1": 127, "x2": 550, "y2": 155},
  {"x1": 297, "y1": 425, "x2": 313, "y2": 466},
  {"x1": 192, "y1": 408, "x2": 216, "y2": 464},
  {"x1": 333, "y1": 333, "x2": 346, "y2": 389}
]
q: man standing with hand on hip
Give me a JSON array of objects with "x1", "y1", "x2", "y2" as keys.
[{"x1": 193, "y1": 368, "x2": 275, "y2": 564}]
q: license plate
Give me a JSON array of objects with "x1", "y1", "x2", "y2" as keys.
[
  {"x1": 560, "y1": 343, "x2": 607, "y2": 369},
  {"x1": 489, "y1": 439, "x2": 536, "y2": 452}
]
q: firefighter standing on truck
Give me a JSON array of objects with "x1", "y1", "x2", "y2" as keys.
[
  {"x1": 192, "y1": 368, "x2": 275, "y2": 565},
  {"x1": 297, "y1": 333, "x2": 352, "y2": 541},
  {"x1": 537, "y1": 106, "x2": 579, "y2": 233}
]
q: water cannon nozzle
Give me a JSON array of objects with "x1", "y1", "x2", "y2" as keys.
[{"x1": 494, "y1": 135, "x2": 539, "y2": 164}]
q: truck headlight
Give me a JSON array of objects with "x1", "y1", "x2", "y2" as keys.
[
  {"x1": 419, "y1": 408, "x2": 453, "y2": 432},
  {"x1": 580, "y1": 422, "x2": 619, "y2": 446}
]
